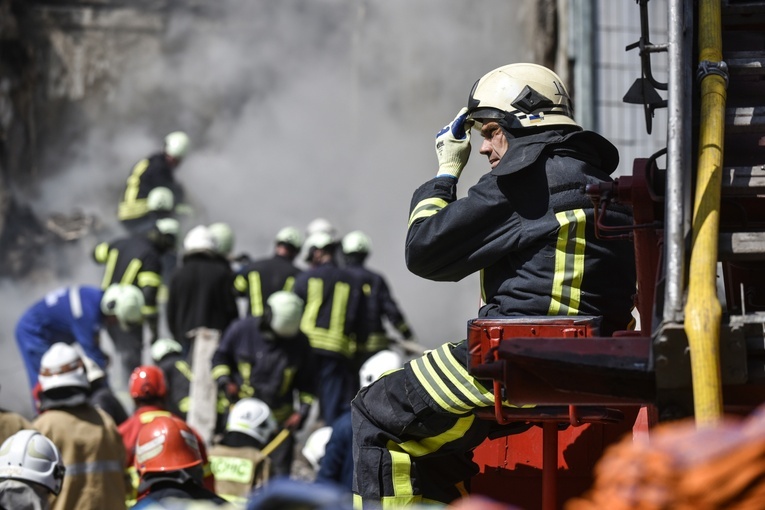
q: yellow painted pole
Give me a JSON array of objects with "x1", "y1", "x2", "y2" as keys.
[{"x1": 683, "y1": 0, "x2": 726, "y2": 427}]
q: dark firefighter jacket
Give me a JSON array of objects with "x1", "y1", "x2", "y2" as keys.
[
  {"x1": 118, "y1": 153, "x2": 183, "y2": 222},
  {"x1": 405, "y1": 128, "x2": 636, "y2": 335},
  {"x1": 156, "y1": 352, "x2": 192, "y2": 419},
  {"x1": 344, "y1": 263, "x2": 413, "y2": 354},
  {"x1": 166, "y1": 252, "x2": 239, "y2": 342},
  {"x1": 234, "y1": 254, "x2": 302, "y2": 316},
  {"x1": 93, "y1": 234, "x2": 164, "y2": 317},
  {"x1": 211, "y1": 316, "x2": 316, "y2": 423},
  {"x1": 292, "y1": 261, "x2": 368, "y2": 359}
]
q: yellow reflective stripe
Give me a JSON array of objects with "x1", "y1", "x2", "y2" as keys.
[
  {"x1": 118, "y1": 159, "x2": 150, "y2": 220},
  {"x1": 389, "y1": 450, "x2": 412, "y2": 499},
  {"x1": 175, "y1": 360, "x2": 193, "y2": 380},
  {"x1": 101, "y1": 249, "x2": 119, "y2": 289},
  {"x1": 137, "y1": 271, "x2": 161, "y2": 288},
  {"x1": 234, "y1": 274, "x2": 248, "y2": 293},
  {"x1": 299, "y1": 391, "x2": 314, "y2": 404},
  {"x1": 122, "y1": 258, "x2": 142, "y2": 285},
  {"x1": 279, "y1": 367, "x2": 295, "y2": 396},
  {"x1": 408, "y1": 197, "x2": 449, "y2": 227},
  {"x1": 94, "y1": 242, "x2": 110, "y2": 263},
  {"x1": 141, "y1": 305, "x2": 157, "y2": 315},
  {"x1": 209, "y1": 455, "x2": 255, "y2": 485},
  {"x1": 365, "y1": 333, "x2": 390, "y2": 352},
  {"x1": 248, "y1": 272, "x2": 264, "y2": 316},
  {"x1": 301, "y1": 278, "x2": 353, "y2": 356},
  {"x1": 410, "y1": 356, "x2": 470, "y2": 414},
  {"x1": 330, "y1": 281, "x2": 350, "y2": 337},
  {"x1": 179, "y1": 397, "x2": 190, "y2": 413},
  {"x1": 432, "y1": 345, "x2": 493, "y2": 407},
  {"x1": 211, "y1": 365, "x2": 231, "y2": 380},
  {"x1": 548, "y1": 209, "x2": 586, "y2": 315},
  {"x1": 283, "y1": 276, "x2": 295, "y2": 292},
  {"x1": 362, "y1": 283, "x2": 371, "y2": 296},
  {"x1": 390, "y1": 415, "x2": 475, "y2": 458},
  {"x1": 305, "y1": 330, "x2": 353, "y2": 357},
  {"x1": 139, "y1": 410, "x2": 172, "y2": 424}
]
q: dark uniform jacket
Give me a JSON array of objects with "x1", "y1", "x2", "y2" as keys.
[
  {"x1": 234, "y1": 254, "x2": 302, "y2": 316},
  {"x1": 157, "y1": 352, "x2": 192, "y2": 419},
  {"x1": 93, "y1": 234, "x2": 164, "y2": 317},
  {"x1": 211, "y1": 316, "x2": 316, "y2": 423},
  {"x1": 292, "y1": 261, "x2": 368, "y2": 359},
  {"x1": 118, "y1": 153, "x2": 183, "y2": 223},
  {"x1": 166, "y1": 253, "x2": 239, "y2": 344},
  {"x1": 406, "y1": 128, "x2": 636, "y2": 335},
  {"x1": 344, "y1": 263, "x2": 413, "y2": 354}
]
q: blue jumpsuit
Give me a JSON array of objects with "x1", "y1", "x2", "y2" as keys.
[{"x1": 15, "y1": 285, "x2": 107, "y2": 389}]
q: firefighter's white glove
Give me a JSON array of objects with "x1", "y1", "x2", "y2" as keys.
[{"x1": 435, "y1": 107, "x2": 473, "y2": 180}]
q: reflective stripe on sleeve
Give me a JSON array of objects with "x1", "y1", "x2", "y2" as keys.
[
  {"x1": 248, "y1": 272, "x2": 264, "y2": 316},
  {"x1": 69, "y1": 287, "x2": 83, "y2": 319},
  {"x1": 65, "y1": 459, "x2": 124, "y2": 476},
  {"x1": 136, "y1": 271, "x2": 161, "y2": 288},
  {"x1": 389, "y1": 415, "x2": 475, "y2": 458},
  {"x1": 407, "y1": 198, "x2": 449, "y2": 227},
  {"x1": 548, "y1": 209, "x2": 586, "y2": 316},
  {"x1": 122, "y1": 259, "x2": 143, "y2": 286}
]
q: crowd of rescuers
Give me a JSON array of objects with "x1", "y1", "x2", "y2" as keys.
[{"x1": 17, "y1": 59, "x2": 765, "y2": 510}]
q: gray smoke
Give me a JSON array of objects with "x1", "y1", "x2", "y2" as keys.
[{"x1": 2, "y1": 0, "x2": 531, "y2": 417}]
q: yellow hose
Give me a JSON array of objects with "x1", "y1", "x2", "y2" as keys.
[{"x1": 683, "y1": 0, "x2": 726, "y2": 427}]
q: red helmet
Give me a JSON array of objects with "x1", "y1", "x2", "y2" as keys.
[
  {"x1": 134, "y1": 415, "x2": 201, "y2": 475},
  {"x1": 129, "y1": 365, "x2": 167, "y2": 399}
]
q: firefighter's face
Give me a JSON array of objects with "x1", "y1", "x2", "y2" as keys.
[{"x1": 478, "y1": 121, "x2": 509, "y2": 169}]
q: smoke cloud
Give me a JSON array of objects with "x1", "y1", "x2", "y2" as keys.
[{"x1": 2, "y1": 0, "x2": 531, "y2": 417}]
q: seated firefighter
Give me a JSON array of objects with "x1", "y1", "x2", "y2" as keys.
[{"x1": 351, "y1": 63, "x2": 637, "y2": 507}]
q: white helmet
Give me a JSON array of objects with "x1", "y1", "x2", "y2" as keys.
[
  {"x1": 302, "y1": 426, "x2": 333, "y2": 471},
  {"x1": 146, "y1": 187, "x2": 175, "y2": 212},
  {"x1": 266, "y1": 291, "x2": 304, "y2": 338},
  {"x1": 304, "y1": 232, "x2": 334, "y2": 252},
  {"x1": 155, "y1": 218, "x2": 180, "y2": 237},
  {"x1": 306, "y1": 218, "x2": 338, "y2": 242},
  {"x1": 38, "y1": 342, "x2": 89, "y2": 391},
  {"x1": 342, "y1": 230, "x2": 372, "y2": 255},
  {"x1": 164, "y1": 131, "x2": 190, "y2": 159},
  {"x1": 275, "y1": 226, "x2": 303, "y2": 250},
  {"x1": 150, "y1": 338, "x2": 183, "y2": 362},
  {"x1": 226, "y1": 398, "x2": 278, "y2": 444},
  {"x1": 208, "y1": 222, "x2": 235, "y2": 256},
  {"x1": 81, "y1": 355, "x2": 106, "y2": 383},
  {"x1": 467, "y1": 63, "x2": 579, "y2": 130},
  {"x1": 359, "y1": 350, "x2": 404, "y2": 388},
  {"x1": 0, "y1": 430, "x2": 65, "y2": 495},
  {"x1": 183, "y1": 225, "x2": 215, "y2": 254},
  {"x1": 101, "y1": 284, "x2": 145, "y2": 331}
]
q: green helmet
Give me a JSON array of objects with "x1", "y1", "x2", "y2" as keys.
[
  {"x1": 101, "y1": 284, "x2": 145, "y2": 330},
  {"x1": 342, "y1": 230, "x2": 372, "y2": 255},
  {"x1": 146, "y1": 187, "x2": 174, "y2": 212},
  {"x1": 208, "y1": 222, "x2": 235, "y2": 256},
  {"x1": 164, "y1": 131, "x2": 190, "y2": 159},
  {"x1": 275, "y1": 226, "x2": 303, "y2": 250}
]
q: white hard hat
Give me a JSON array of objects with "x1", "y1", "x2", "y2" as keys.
[
  {"x1": 467, "y1": 63, "x2": 579, "y2": 130},
  {"x1": 150, "y1": 338, "x2": 183, "y2": 363},
  {"x1": 266, "y1": 291, "x2": 304, "y2": 338},
  {"x1": 155, "y1": 218, "x2": 180, "y2": 237},
  {"x1": 359, "y1": 350, "x2": 404, "y2": 388},
  {"x1": 302, "y1": 426, "x2": 333, "y2": 471},
  {"x1": 0, "y1": 430, "x2": 65, "y2": 495},
  {"x1": 38, "y1": 343, "x2": 89, "y2": 391},
  {"x1": 342, "y1": 230, "x2": 372, "y2": 255},
  {"x1": 226, "y1": 398, "x2": 278, "y2": 444},
  {"x1": 164, "y1": 131, "x2": 191, "y2": 159},
  {"x1": 208, "y1": 222, "x2": 235, "y2": 256},
  {"x1": 275, "y1": 226, "x2": 303, "y2": 250},
  {"x1": 146, "y1": 186, "x2": 175, "y2": 212},
  {"x1": 304, "y1": 231, "x2": 334, "y2": 252},
  {"x1": 81, "y1": 355, "x2": 105, "y2": 383},
  {"x1": 101, "y1": 284, "x2": 145, "y2": 331},
  {"x1": 183, "y1": 225, "x2": 215, "y2": 254},
  {"x1": 306, "y1": 218, "x2": 338, "y2": 242}
]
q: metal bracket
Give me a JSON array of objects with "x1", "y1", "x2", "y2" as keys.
[{"x1": 696, "y1": 60, "x2": 730, "y2": 89}]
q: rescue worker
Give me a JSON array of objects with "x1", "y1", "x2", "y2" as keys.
[
  {"x1": 93, "y1": 217, "x2": 180, "y2": 377},
  {"x1": 117, "y1": 365, "x2": 215, "y2": 502},
  {"x1": 352, "y1": 63, "x2": 637, "y2": 507},
  {"x1": 15, "y1": 283, "x2": 145, "y2": 390},
  {"x1": 167, "y1": 225, "x2": 240, "y2": 445},
  {"x1": 293, "y1": 232, "x2": 368, "y2": 425},
  {"x1": 151, "y1": 337, "x2": 192, "y2": 419},
  {"x1": 234, "y1": 226, "x2": 303, "y2": 317},
  {"x1": 341, "y1": 230, "x2": 417, "y2": 364},
  {"x1": 0, "y1": 399, "x2": 33, "y2": 444},
  {"x1": 209, "y1": 222, "x2": 236, "y2": 261},
  {"x1": 118, "y1": 131, "x2": 190, "y2": 233},
  {"x1": 318, "y1": 350, "x2": 404, "y2": 491},
  {"x1": 208, "y1": 398, "x2": 278, "y2": 504},
  {"x1": 32, "y1": 343, "x2": 128, "y2": 510},
  {"x1": 82, "y1": 355, "x2": 129, "y2": 425},
  {"x1": 0, "y1": 429, "x2": 65, "y2": 510},
  {"x1": 132, "y1": 415, "x2": 227, "y2": 507},
  {"x1": 212, "y1": 290, "x2": 316, "y2": 477}
]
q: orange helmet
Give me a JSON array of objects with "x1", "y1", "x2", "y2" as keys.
[
  {"x1": 129, "y1": 365, "x2": 167, "y2": 399},
  {"x1": 134, "y1": 415, "x2": 202, "y2": 475}
]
